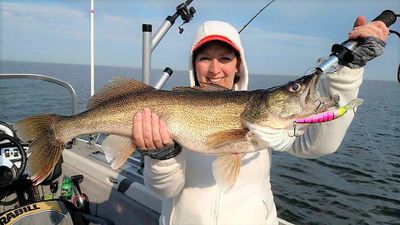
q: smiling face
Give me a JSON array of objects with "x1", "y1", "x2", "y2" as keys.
[{"x1": 193, "y1": 41, "x2": 240, "y2": 89}]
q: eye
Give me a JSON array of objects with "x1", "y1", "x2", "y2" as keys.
[
  {"x1": 198, "y1": 56, "x2": 211, "y2": 61},
  {"x1": 289, "y1": 82, "x2": 301, "y2": 92},
  {"x1": 219, "y1": 56, "x2": 233, "y2": 63}
]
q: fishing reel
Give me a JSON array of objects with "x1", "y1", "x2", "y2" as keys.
[{"x1": 175, "y1": 0, "x2": 196, "y2": 33}]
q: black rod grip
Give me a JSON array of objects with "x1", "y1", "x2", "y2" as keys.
[
  {"x1": 184, "y1": 0, "x2": 193, "y2": 6},
  {"x1": 372, "y1": 10, "x2": 397, "y2": 27}
]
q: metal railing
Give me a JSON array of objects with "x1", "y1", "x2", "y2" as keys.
[{"x1": 0, "y1": 73, "x2": 77, "y2": 115}]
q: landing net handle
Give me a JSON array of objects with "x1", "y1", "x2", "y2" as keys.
[{"x1": 317, "y1": 10, "x2": 397, "y2": 73}]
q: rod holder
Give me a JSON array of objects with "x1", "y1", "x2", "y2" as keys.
[
  {"x1": 142, "y1": 24, "x2": 152, "y2": 85},
  {"x1": 154, "y1": 67, "x2": 173, "y2": 90}
]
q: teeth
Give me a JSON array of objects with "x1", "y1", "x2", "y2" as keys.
[{"x1": 209, "y1": 77, "x2": 223, "y2": 82}]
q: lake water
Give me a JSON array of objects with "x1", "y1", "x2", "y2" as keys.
[{"x1": 1, "y1": 61, "x2": 399, "y2": 225}]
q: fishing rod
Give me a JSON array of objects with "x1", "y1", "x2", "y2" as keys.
[
  {"x1": 312, "y1": 10, "x2": 400, "y2": 195},
  {"x1": 316, "y1": 10, "x2": 400, "y2": 83},
  {"x1": 239, "y1": 4, "x2": 400, "y2": 193},
  {"x1": 239, "y1": 3, "x2": 400, "y2": 82},
  {"x1": 238, "y1": 0, "x2": 277, "y2": 34}
]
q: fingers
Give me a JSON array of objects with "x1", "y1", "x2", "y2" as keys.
[
  {"x1": 133, "y1": 108, "x2": 172, "y2": 151},
  {"x1": 373, "y1": 21, "x2": 390, "y2": 41},
  {"x1": 159, "y1": 119, "x2": 173, "y2": 145},
  {"x1": 349, "y1": 17, "x2": 389, "y2": 41},
  {"x1": 142, "y1": 108, "x2": 156, "y2": 150},
  {"x1": 133, "y1": 111, "x2": 145, "y2": 149},
  {"x1": 353, "y1": 16, "x2": 367, "y2": 28},
  {"x1": 151, "y1": 113, "x2": 163, "y2": 149}
]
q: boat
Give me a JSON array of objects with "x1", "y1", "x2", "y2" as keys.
[{"x1": 0, "y1": 1, "x2": 295, "y2": 224}]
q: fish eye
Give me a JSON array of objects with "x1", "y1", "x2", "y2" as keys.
[{"x1": 289, "y1": 82, "x2": 301, "y2": 92}]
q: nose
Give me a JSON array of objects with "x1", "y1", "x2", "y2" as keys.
[{"x1": 209, "y1": 59, "x2": 221, "y2": 75}]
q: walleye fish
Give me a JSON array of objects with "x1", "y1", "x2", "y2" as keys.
[{"x1": 15, "y1": 71, "x2": 338, "y2": 189}]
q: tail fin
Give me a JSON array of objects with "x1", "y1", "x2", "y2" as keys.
[{"x1": 15, "y1": 115, "x2": 64, "y2": 185}]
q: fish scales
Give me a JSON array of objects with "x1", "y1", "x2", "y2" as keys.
[{"x1": 58, "y1": 90, "x2": 253, "y2": 153}]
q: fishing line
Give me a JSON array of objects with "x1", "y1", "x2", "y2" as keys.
[
  {"x1": 353, "y1": 111, "x2": 400, "y2": 194},
  {"x1": 238, "y1": 0, "x2": 278, "y2": 34}
]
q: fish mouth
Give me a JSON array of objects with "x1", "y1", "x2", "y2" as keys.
[
  {"x1": 315, "y1": 95, "x2": 340, "y2": 113},
  {"x1": 303, "y1": 71, "x2": 340, "y2": 113}
]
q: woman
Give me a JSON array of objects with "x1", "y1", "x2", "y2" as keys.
[{"x1": 133, "y1": 18, "x2": 388, "y2": 225}]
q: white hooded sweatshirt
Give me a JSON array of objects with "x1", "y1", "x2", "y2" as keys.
[{"x1": 144, "y1": 21, "x2": 363, "y2": 225}]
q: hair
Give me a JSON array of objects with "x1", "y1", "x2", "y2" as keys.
[{"x1": 192, "y1": 40, "x2": 241, "y2": 86}]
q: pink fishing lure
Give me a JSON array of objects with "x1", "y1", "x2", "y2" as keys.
[{"x1": 295, "y1": 98, "x2": 364, "y2": 124}]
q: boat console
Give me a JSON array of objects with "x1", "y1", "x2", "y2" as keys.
[{"x1": 0, "y1": 121, "x2": 28, "y2": 188}]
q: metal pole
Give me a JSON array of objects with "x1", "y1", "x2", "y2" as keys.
[
  {"x1": 154, "y1": 67, "x2": 173, "y2": 90},
  {"x1": 88, "y1": 0, "x2": 96, "y2": 147},
  {"x1": 0, "y1": 74, "x2": 77, "y2": 115},
  {"x1": 151, "y1": 16, "x2": 178, "y2": 50},
  {"x1": 90, "y1": 0, "x2": 95, "y2": 96},
  {"x1": 142, "y1": 24, "x2": 152, "y2": 85}
]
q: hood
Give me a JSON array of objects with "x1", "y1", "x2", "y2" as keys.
[{"x1": 188, "y1": 21, "x2": 249, "y2": 91}]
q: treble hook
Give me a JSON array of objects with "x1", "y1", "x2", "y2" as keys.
[
  {"x1": 289, "y1": 121, "x2": 300, "y2": 137},
  {"x1": 314, "y1": 99, "x2": 325, "y2": 113}
]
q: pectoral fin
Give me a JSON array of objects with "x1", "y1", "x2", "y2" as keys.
[
  {"x1": 212, "y1": 153, "x2": 243, "y2": 191},
  {"x1": 102, "y1": 135, "x2": 135, "y2": 169},
  {"x1": 206, "y1": 129, "x2": 248, "y2": 148}
]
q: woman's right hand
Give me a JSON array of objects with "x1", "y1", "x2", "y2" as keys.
[
  {"x1": 349, "y1": 16, "x2": 389, "y2": 42},
  {"x1": 133, "y1": 108, "x2": 173, "y2": 151}
]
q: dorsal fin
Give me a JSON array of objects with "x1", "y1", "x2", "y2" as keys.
[
  {"x1": 88, "y1": 77, "x2": 154, "y2": 109},
  {"x1": 172, "y1": 86, "x2": 204, "y2": 92},
  {"x1": 173, "y1": 84, "x2": 232, "y2": 92}
]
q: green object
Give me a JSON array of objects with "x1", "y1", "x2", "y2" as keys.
[
  {"x1": 60, "y1": 178, "x2": 73, "y2": 200},
  {"x1": 43, "y1": 194, "x2": 53, "y2": 200}
]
